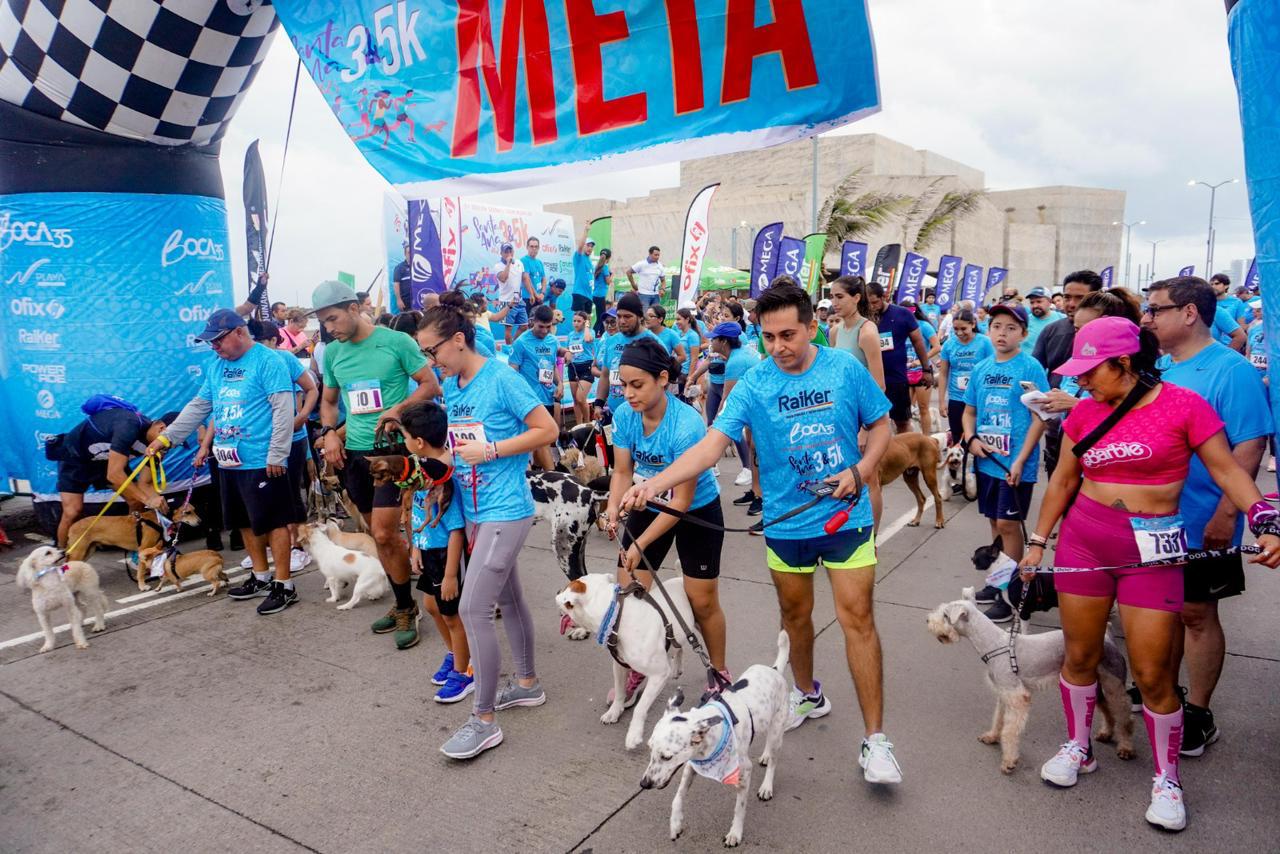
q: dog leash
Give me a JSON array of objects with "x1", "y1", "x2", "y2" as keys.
[
  {"x1": 66, "y1": 454, "x2": 166, "y2": 557},
  {"x1": 639, "y1": 471, "x2": 864, "y2": 536},
  {"x1": 1020, "y1": 544, "x2": 1263, "y2": 575}
]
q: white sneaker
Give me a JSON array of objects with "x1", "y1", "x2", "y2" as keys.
[
  {"x1": 1145, "y1": 773, "x2": 1186, "y2": 831},
  {"x1": 734, "y1": 468, "x2": 753, "y2": 487},
  {"x1": 1040, "y1": 740, "x2": 1096, "y2": 787},
  {"x1": 290, "y1": 548, "x2": 312, "y2": 572},
  {"x1": 784, "y1": 681, "x2": 832, "y2": 731},
  {"x1": 859, "y1": 733, "x2": 903, "y2": 784},
  {"x1": 240, "y1": 553, "x2": 275, "y2": 569},
  {"x1": 712, "y1": 465, "x2": 721, "y2": 477}
]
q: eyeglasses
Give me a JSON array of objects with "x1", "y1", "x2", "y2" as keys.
[
  {"x1": 1143, "y1": 302, "x2": 1186, "y2": 317},
  {"x1": 420, "y1": 340, "x2": 445, "y2": 361},
  {"x1": 208, "y1": 329, "x2": 234, "y2": 349}
]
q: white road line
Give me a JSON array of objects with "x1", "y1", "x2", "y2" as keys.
[{"x1": 879, "y1": 498, "x2": 934, "y2": 544}]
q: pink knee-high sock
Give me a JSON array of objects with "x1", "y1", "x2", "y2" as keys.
[
  {"x1": 1143, "y1": 705, "x2": 1183, "y2": 783},
  {"x1": 1059, "y1": 677, "x2": 1097, "y2": 750}
]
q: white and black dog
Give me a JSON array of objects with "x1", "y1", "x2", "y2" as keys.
[
  {"x1": 528, "y1": 470, "x2": 607, "y2": 583},
  {"x1": 641, "y1": 631, "x2": 791, "y2": 848}
]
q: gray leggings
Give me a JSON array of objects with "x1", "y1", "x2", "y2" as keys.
[
  {"x1": 705, "y1": 382, "x2": 752, "y2": 470},
  {"x1": 461, "y1": 517, "x2": 536, "y2": 714}
]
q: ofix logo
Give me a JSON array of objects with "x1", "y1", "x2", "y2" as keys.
[
  {"x1": 0, "y1": 213, "x2": 73, "y2": 251},
  {"x1": 162, "y1": 230, "x2": 225, "y2": 267},
  {"x1": 10, "y1": 297, "x2": 65, "y2": 319}
]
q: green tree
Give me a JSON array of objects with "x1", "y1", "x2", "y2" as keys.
[
  {"x1": 908, "y1": 188, "x2": 985, "y2": 253},
  {"x1": 818, "y1": 172, "x2": 911, "y2": 257}
]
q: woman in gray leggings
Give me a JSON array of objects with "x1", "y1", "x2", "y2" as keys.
[{"x1": 417, "y1": 293, "x2": 559, "y2": 760}]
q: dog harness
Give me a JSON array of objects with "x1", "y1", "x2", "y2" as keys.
[
  {"x1": 980, "y1": 613, "x2": 1022, "y2": 675},
  {"x1": 598, "y1": 581, "x2": 677, "y2": 670},
  {"x1": 33, "y1": 563, "x2": 69, "y2": 580}
]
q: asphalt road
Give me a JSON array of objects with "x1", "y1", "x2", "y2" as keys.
[{"x1": 2, "y1": 470, "x2": 1278, "y2": 853}]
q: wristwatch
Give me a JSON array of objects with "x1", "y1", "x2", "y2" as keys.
[{"x1": 317, "y1": 425, "x2": 338, "y2": 439}]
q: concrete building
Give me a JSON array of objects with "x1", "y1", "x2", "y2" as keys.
[{"x1": 547, "y1": 133, "x2": 1126, "y2": 296}]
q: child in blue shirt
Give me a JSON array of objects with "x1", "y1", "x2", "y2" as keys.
[{"x1": 401, "y1": 402, "x2": 472, "y2": 704}]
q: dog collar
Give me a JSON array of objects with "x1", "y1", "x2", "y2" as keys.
[
  {"x1": 690, "y1": 701, "x2": 732, "y2": 766},
  {"x1": 33, "y1": 564, "x2": 68, "y2": 580},
  {"x1": 595, "y1": 585, "x2": 623, "y2": 646}
]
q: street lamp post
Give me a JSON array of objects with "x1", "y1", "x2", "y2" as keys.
[
  {"x1": 730, "y1": 220, "x2": 750, "y2": 269},
  {"x1": 1149, "y1": 239, "x2": 1163, "y2": 287},
  {"x1": 1189, "y1": 178, "x2": 1239, "y2": 277},
  {"x1": 1112, "y1": 219, "x2": 1146, "y2": 289}
]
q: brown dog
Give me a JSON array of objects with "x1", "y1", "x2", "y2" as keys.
[
  {"x1": 137, "y1": 545, "x2": 228, "y2": 595},
  {"x1": 323, "y1": 520, "x2": 379, "y2": 558},
  {"x1": 559, "y1": 447, "x2": 609, "y2": 531},
  {"x1": 367, "y1": 453, "x2": 455, "y2": 529},
  {"x1": 66, "y1": 504, "x2": 201, "y2": 561},
  {"x1": 878, "y1": 433, "x2": 949, "y2": 528}
]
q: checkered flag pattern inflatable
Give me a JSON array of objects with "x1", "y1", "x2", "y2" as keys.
[{"x1": 0, "y1": 0, "x2": 278, "y2": 147}]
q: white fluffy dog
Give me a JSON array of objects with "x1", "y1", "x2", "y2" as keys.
[
  {"x1": 16, "y1": 546, "x2": 108, "y2": 652},
  {"x1": 297, "y1": 523, "x2": 389, "y2": 610},
  {"x1": 556, "y1": 572, "x2": 695, "y2": 750},
  {"x1": 640, "y1": 631, "x2": 791, "y2": 848},
  {"x1": 926, "y1": 588, "x2": 1134, "y2": 773},
  {"x1": 942, "y1": 443, "x2": 976, "y2": 498}
]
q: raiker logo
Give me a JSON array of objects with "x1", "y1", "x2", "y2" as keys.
[
  {"x1": 777, "y1": 388, "x2": 832, "y2": 413},
  {"x1": 17, "y1": 329, "x2": 60, "y2": 349}
]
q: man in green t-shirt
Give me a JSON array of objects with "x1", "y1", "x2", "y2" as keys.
[{"x1": 313, "y1": 281, "x2": 441, "y2": 649}]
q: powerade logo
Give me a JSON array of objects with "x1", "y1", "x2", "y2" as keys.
[
  {"x1": 161, "y1": 230, "x2": 225, "y2": 267},
  {"x1": 17, "y1": 329, "x2": 60, "y2": 349},
  {"x1": 21, "y1": 363, "x2": 66, "y2": 384},
  {"x1": 10, "y1": 297, "x2": 65, "y2": 319},
  {"x1": 777, "y1": 388, "x2": 832, "y2": 413},
  {"x1": 1081, "y1": 441, "x2": 1153, "y2": 469},
  {"x1": 0, "y1": 213, "x2": 73, "y2": 251}
]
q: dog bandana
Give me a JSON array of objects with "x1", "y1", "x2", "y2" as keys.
[
  {"x1": 149, "y1": 553, "x2": 168, "y2": 581},
  {"x1": 689, "y1": 700, "x2": 741, "y2": 786},
  {"x1": 984, "y1": 552, "x2": 1019, "y2": 590}
]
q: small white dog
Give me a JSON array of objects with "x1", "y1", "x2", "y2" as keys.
[
  {"x1": 16, "y1": 546, "x2": 108, "y2": 652},
  {"x1": 297, "y1": 523, "x2": 389, "y2": 610},
  {"x1": 556, "y1": 572, "x2": 695, "y2": 750},
  {"x1": 926, "y1": 588, "x2": 1134, "y2": 773},
  {"x1": 640, "y1": 631, "x2": 791, "y2": 848},
  {"x1": 942, "y1": 443, "x2": 976, "y2": 498}
]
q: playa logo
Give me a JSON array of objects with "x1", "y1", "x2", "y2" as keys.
[
  {"x1": 174, "y1": 270, "x2": 224, "y2": 296},
  {"x1": 0, "y1": 213, "x2": 73, "y2": 251},
  {"x1": 161, "y1": 230, "x2": 225, "y2": 267}
]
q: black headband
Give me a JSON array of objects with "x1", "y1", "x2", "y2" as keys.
[{"x1": 619, "y1": 342, "x2": 672, "y2": 377}]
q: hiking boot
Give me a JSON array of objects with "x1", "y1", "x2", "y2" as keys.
[{"x1": 257, "y1": 582, "x2": 298, "y2": 615}]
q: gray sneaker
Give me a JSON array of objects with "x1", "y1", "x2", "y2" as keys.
[
  {"x1": 440, "y1": 715, "x2": 503, "y2": 760},
  {"x1": 494, "y1": 680, "x2": 547, "y2": 710}
]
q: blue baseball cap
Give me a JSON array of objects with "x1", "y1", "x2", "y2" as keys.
[
  {"x1": 986, "y1": 303, "x2": 1028, "y2": 328},
  {"x1": 549, "y1": 277, "x2": 566, "y2": 290},
  {"x1": 500, "y1": 242, "x2": 513, "y2": 252},
  {"x1": 196, "y1": 308, "x2": 246, "y2": 341},
  {"x1": 1026, "y1": 287, "x2": 1049, "y2": 299},
  {"x1": 711, "y1": 321, "x2": 743, "y2": 339},
  {"x1": 604, "y1": 307, "x2": 618, "y2": 318}
]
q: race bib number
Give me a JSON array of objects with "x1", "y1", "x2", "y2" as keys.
[
  {"x1": 878, "y1": 332, "x2": 893, "y2": 352},
  {"x1": 957, "y1": 374, "x2": 970, "y2": 391},
  {"x1": 212, "y1": 445, "x2": 242, "y2": 467},
  {"x1": 610, "y1": 368, "x2": 621, "y2": 387},
  {"x1": 977, "y1": 431, "x2": 1010, "y2": 456},
  {"x1": 603, "y1": 423, "x2": 615, "y2": 446},
  {"x1": 633, "y1": 472, "x2": 673, "y2": 503},
  {"x1": 538, "y1": 366, "x2": 554, "y2": 385},
  {"x1": 1250, "y1": 351, "x2": 1268, "y2": 369},
  {"x1": 568, "y1": 343, "x2": 584, "y2": 356},
  {"x1": 1130, "y1": 514, "x2": 1187, "y2": 564},
  {"x1": 346, "y1": 380, "x2": 383, "y2": 415},
  {"x1": 449, "y1": 421, "x2": 487, "y2": 449}
]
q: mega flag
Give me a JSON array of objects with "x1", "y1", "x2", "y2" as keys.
[
  {"x1": 961, "y1": 264, "x2": 984, "y2": 304},
  {"x1": 750, "y1": 222, "x2": 784, "y2": 297},
  {"x1": 778, "y1": 236, "x2": 807, "y2": 280},
  {"x1": 896, "y1": 252, "x2": 928, "y2": 304},
  {"x1": 676, "y1": 184, "x2": 719, "y2": 307},
  {"x1": 1247, "y1": 257, "x2": 1261, "y2": 290},
  {"x1": 800, "y1": 233, "x2": 827, "y2": 298},
  {"x1": 439, "y1": 196, "x2": 463, "y2": 287},
  {"x1": 985, "y1": 267, "x2": 1008, "y2": 300},
  {"x1": 872, "y1": 243, "x2": 902, "y2": 295},
  {"x1": 841, "y1": 241, "x2": 869, "y2": 278},
  {"x1": 243, "y1": 140, "x2": 270, "y2": 320},
  {"x1": 1179, "y1": 265, "x2": 1196, "y2": 276},
  {"x1": 935, "y1": 255, "x2": 963, "y2": 311},
  {"x1": 270, "y1": 1, "x2": 880, "y2": 194},
  {"x1": 407, "y1": 198, "x2": 444, "y2": 307},
  {"x1": 1100, "y1": 266, "x2": 1115, "y2": 287}
]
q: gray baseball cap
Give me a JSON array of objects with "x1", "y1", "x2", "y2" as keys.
[{"x1": 311, "y1": 280, "x2": 359, "y2": 312}]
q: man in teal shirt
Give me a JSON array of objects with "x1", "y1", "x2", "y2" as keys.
[
  {"x1": 571, "y1": 227, "x2": 595, "y2": 315},
  {"x1": 1022, "y1": 287, "x2": 1064, "y2": 355}
]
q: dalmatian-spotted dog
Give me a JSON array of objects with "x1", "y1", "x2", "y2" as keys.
[
  {"x1": 641, "y1": 631, "x2": 791, "y2": 848},
  {"x1": 528, "y1": 470, "x2": 608, "y2": 640}
]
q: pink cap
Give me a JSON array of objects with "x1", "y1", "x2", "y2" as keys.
[{"x1": 1054, "y1": 316, "x2": 1141, "y2": 377}]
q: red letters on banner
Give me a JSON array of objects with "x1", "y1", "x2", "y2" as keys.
[
  {"x1": 566, "y1": 0, "x2": 648, "y2": 135},
  {"x1": 664, "y1": 0, "x2": 704, "y2": 115},
  {"x1": 721, "y1": 0, "x2": 818, "y2": 104}
]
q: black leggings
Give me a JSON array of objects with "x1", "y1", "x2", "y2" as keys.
[
  {"x1": 621, "y1": 499, "x2": 724, "y2": 580},
  {"x1": 947, "y1": 399, "x2": 966, "y2": 445},
  {"x1": 593, "y1": 296, "x2": 608, "y2": 336}
]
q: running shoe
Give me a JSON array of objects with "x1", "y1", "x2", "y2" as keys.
[
  {"x1": 984, "y1": 598, "x2": 1014, "y2": 623},
  {"x1": 1040, "y1": 740, "x2": 1096, "y2": 787},
  {"x1": 1180, "y1": 704, "x2": 1219, "y2": 757},
  {"x1": 749, "y1": 520, "x2": 764, "y2": 536},
  {"x1": 973, "y1": 585, "x2": 1001, "y2": 605},
  {"x1": 607, "y1": 670, "x2": 647, "y2": 708},
  {"x1": 746, "y1": 497, "x2": 763, "y2": 517},
  {"x1": 227, "y1": 575, "x2": 272, "y2": 600},
  {"x1": 432, "y1": 652, "x2": 456, "y2": 686},
  {"x1": 257, "y1": 582, "x2": 298, "y2": 615},
  {"x1": 1127, "y1": 683, "x2": 1143, "y2": 712},
  {"x1": 289, "y1": 547, "x2": 311, "y2": 572},
  {"x1": 435, "y1": 671, "x2": 476, "y2": 704},
  {"x1": 785, "y1": 680, "x2": 831, "y2": 731},
  {"x1": 205, "y1": 535, "x2": 224, "y2": 552},
  {"x1": 1269, "y1": 458, "x2": 1276, "y2": 474},
  {"x1": 440, "y1": 715, "x2": 503, "y2": 760},
  {"x1": 859, "y1": 733, "x2": 903, "y2": 784},
  {"x1": 732, "y1": 490, "x2": 755, "y2": 506},
  {"x1": 734, "y1": 468, "x2": 753, "y2": 487},
  {"x1": 494, "y1": 680, "x2": 547, "y2": 710},
  {"x1": 1265, "y1": 492, "x2": 1279, "y2": 502},
  {"x1": 712, "y1": 465, "x2": 721, "y2": 478},
  {"x1": 1145, "y1": 773, "x2": 1186, "y2": 831}
]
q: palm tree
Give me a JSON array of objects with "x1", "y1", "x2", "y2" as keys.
[
  {"x1": 909, "y1": 189, "x2": 985, "y2": 253},
  {"x1": 818, "y1": 172, "x2": 911, "y2": 256}
]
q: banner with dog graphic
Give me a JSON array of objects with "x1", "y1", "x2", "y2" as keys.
[{"x1": 271, "y1": 0, "x2": 880, "y2": 194}]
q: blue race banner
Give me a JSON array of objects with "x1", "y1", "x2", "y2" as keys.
[
  {"x1": 935, "y1": 254, "x2": 963, "y2": 311},
  {"x1": 1179, "y1": 264, "x2": 1196, "y2": 276},
  {"x1": 961, "y1": 264, "x2": 984, "y2": 304},
  {"x1": 896, "y1": 252, "x2": 928, "y2": 304},
  {"x1": 271, "y1": 0, "x2": 881, "y2": 194},
  {"x1": 407, "y1": 197, "x2": 444, "y2": 306},
  {"x1": 841, "y1": 240, "x2": 869, "y2": 278},
  {"x1": 1247, "y1": 257, "x2": 1261, "y2": 290},
  {"x1": 750, "y1": 222, "x2": 784, "y2": 297},
  {"x1": 1100, "y1": 266, "x2": 1114, "y2": 287},
  {"x1": 778, "y1": 236, "x2": 807, "y2": 281},
  {"x1": 0, "y1": 193, "x2": 230, "y2": 499},
  {"x1": 985, "y1": 267, "x2": 1008, "y2": 294}
]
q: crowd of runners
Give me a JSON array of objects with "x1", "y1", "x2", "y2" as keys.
[{"x1": 46, "y1": 252, "x2": 1280, "y2": 832}]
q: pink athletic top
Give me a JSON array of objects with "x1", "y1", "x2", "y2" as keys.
[{"x1": 1062, "y1": 383, "x2": 1223, "y2": 485}]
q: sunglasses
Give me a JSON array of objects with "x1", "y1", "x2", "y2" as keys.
[
  {"x1": 1143, "y1": 302, "x2": 1186, "y2": 317},
  {"x1": 208, "y1": 329, "x2": 235, "y2": 348}
]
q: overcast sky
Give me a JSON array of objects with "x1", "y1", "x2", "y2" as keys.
[{"x1": 217, "y1": 0, "x2": 1254, "y2": 306}]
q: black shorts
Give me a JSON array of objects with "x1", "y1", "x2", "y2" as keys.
[
  {"x1": 621, "y1": 498, "x2": 724, "y2": 580},
  {"x1": 975, "y1": 471, "x2": 1034, "y2": 522},
  {"x1": 571, "y1": 294, "x2": 593, "y2": 314},
  {"x1": 56, "y1": 457, "x2": 110, "y2": 494},
  {"x1": 568, "y1": 361, "x2": 594, "y2": 382},
  {"x1": 415, "y1": 543, "x2": 464, "y2": 616},
  {"x1": 285, "y1": 438, "x2": 309, "y2": 524},
  {"x1": 1183, "y1": 550, "x2": 1246, "y2": 602},
  {"x1": 343, "y1": 449, "x2": 403, "y2": 515},
  {"x1": 885, "y1": 382, "x2": 912, "y2": 424},
  {"x1": 218, "y1": 467, "x2": 296, "y2": 536}
]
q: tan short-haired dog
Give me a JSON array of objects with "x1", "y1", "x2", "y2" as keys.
[{"x1": 137, "y1": 545, "x2": 227, "y2": 595}]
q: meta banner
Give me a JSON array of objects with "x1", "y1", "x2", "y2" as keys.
[
  {"x1": 750, "y1": 222, "x2": 784, "y2": 297},
  {"x1": 677, "y1": 183, "x2": 719, "y2": 308},
  {"x1": 271, "y1": 0, "x2": 880, "y2": 194},
  {"x1": 1247, "y1": 257, "x2": 1261, "y2": 291},
  {"x1": 896, "y1": 252, "x2": 928, "y2": 304},
  {"x1": 841, "y1": 240, "x2": 868, "y2": 278},
  {"x1": 407, "y1": 198, "x2": 444, "y2": 306},
  {"x1": 1179, "y1": 264, "x2": 1196, "y2": 276},
  {"x1": 1100, "y1": 266, "x2": 1115, "y2": 287},
  {"x1": 935, "y1": 254, "x2": 963, "y2": 311},
  {"x1": 778, "y1": 236, "x2": 807, "y2": 280},
  {"x1": 961, "y1": 264, "x2": 984, "y2": 304}
]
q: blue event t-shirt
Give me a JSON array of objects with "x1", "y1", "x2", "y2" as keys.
[
  {"x1": 714, "y1": 347, "x2": 890, "y2": 537},
  {"x1": 566, "y1": 329, "x2": 595, "y2": 364},
  {"x1": 1211, "y1": 305, "x2": 1240, "y2": 346},
  {"x1": 908, "y1": 319, "x2": 937, "y2": 371},
  {"x1": 572, "y1": 251, "x2": 593, "y2": 300},
  {"x1": 411, "y1": 487, "x2": 466, "y2": 550},
  {"x1": 599, "y1": 328, "x2": 659, "y2": 411},
  {"x1": 271, "y1": 347, "x2": 310, "y2": 443},
  {"x1": 876, "y1": 304, "x2": 920, "y2": 386},
  {"x1": 940, "y1": 334, "x2": 995, "y2": 399},
  {"x1": 613, "y1": 393, "x2": 719, "y2": 511},
  {"x1": 1219, "y1": 295, "x2": 1250, "y2": 326},
  {"x1": 1024, "y1": 309, "x2": 1065, "y2": 355},
  {"x1": 1248, "y1": 324, "x2": 1267, "y2": 374},
  {"x1": 679, "y1": 327, "x2": 700, "y2": 374},
  {"x1": 593, "y1": 264, "x2": 611, "y2": 299},
  {"x1": 724, "y1": 345, "x2": 761, "y2": 382},
  {"x1": 199, "y1": 342, "x2": 294, "y2": 470},
  {"x1": 444, "y1": 358, "x2": 542, "y2": 522},
  {"x1": 521, "y1": 255, "x2": 546, "y2": 299},
  {"x1": 963, "y1": 351, "x2": 1049, "y2": 482},
  {"x1": 922, "y1": 303, "x2": 941, "y2": 325},
  {"x1": 507, "y1": 329, "x2": 560, "y2": 405},
  {"x1": 474, "y1": 323, "x2": 496, "y2": 357},
  {"x1": 653, "y1": 325, "x2": 681, "y2": 355},
  {"x1": 1158, "y1": 343, "x2": 1271, "y2": 548}
]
